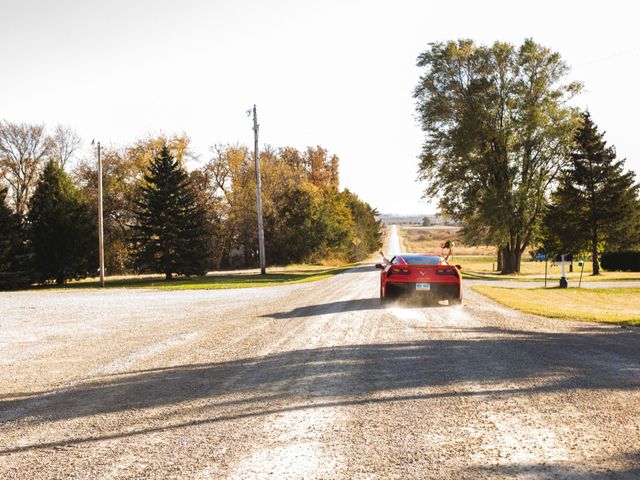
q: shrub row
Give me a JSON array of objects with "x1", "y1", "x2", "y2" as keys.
[{"x1": 601, "y1": 251, "x2": 640, "y2": 272}]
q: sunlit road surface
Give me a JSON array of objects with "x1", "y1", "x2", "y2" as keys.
[
  {"x1": 1, "y1": 238, "x2": 639, "y2": 478},
  {"x1": 388, "y1": 224, "x2": 402, "y2": 256}
]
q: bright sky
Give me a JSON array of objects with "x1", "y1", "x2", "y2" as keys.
[{"x1": 1, "y1": 0, "x2": 638, "y2": 214}]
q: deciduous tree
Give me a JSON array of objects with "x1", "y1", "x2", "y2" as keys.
[
  {"x1": 0, "y1": 121, "x2": 52, "y2": 216},
  {"x1": 74, "y1": 134, "x2": 193, "y2": 274},
  {"x1": 50, "y1": 125, "x2": 81, "y2": 168},
  {"x1": 414, "y1": 39, "x2": 582, "y2": 273}
]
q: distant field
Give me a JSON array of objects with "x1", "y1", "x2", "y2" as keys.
[
  {"x1": 473, "y1": 286, "x2": 640, "y2": 326},
  {"x1": 398, "y1": 226, "x2": 495, "y2": 256}
]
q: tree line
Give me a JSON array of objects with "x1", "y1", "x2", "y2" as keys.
[
  {"x1": 0, "y1": 123, "x2": 382, "y2": 288},
  {"x1": 414, "y1": 38, "x2": 640, "y2": 274}
]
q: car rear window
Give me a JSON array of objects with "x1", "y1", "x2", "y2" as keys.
[{"x1": 402, "y1": 255, "x2": 442, "y2": 265}]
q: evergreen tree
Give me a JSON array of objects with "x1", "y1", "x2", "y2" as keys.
[
  {"x1": 545, "y1": 112, "x2": 640, "y2": 274},
  {"x1": 0, "y1": 187, "x2": 32, "y2": 289},
  {"x1": 131, "y1": 146, "x2": 207, "y2": 279},
  {"x1": 28, "y1": 161, "x2": 97, "y2": 285}
]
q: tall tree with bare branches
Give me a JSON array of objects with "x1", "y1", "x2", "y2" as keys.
[
  {"x1": 0, "y1": 121, "x2": 52, "y2": 216},
  {"x1": 50, "y1": 125, "x2": 81, "y2": 168}
]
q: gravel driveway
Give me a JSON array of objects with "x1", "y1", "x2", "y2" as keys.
[{"x1": 1, "y1": 264, "x2": 639, "y2": 479}]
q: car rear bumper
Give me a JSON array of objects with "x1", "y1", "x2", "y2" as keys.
[{"x1": 385, "y1": 281, "x2": 461, "y2": 300}]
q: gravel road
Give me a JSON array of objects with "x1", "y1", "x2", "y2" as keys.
[{"x1": 1, "y1": 261, "x2": 639, "y2": 478}]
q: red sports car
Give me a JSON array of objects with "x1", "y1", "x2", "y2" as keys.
[{"x1": 376, "y1": 254, "x2": 462, "y2": 305}]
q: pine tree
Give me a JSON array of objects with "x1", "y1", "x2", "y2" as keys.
[
  {"x1": 28, "y1": 160, "x2": 97, "y2": 285},
  {"x1": 131, "y1": 146, "x2": 207, "y2": 280},
  {"x1": 0, "y1": 187, "x2": 32, "y2": 289},
  {"x1": 545, "y1": 111, "x2": 640, "y2": 275}
]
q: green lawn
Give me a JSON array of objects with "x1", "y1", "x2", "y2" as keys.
[
  {"x1": 472, "y1": 285, "x2": 640, "y2": 326},
  {"x1": 456, "y1": 255, "x2": 640, "y2": 282},
  {"x1": 39, "y1": 264, "x2": 354, "y2": 291}
]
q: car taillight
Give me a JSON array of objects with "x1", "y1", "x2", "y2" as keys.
[
  {"x1": 388, "y1": 266, "x2": 410, "y2": 277},
  {"x1": 436, "y1": 268, "x2": 458, "y2": 276}
]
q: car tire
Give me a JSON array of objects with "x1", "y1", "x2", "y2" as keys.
[
  {"x1": 380, "y1": 286, "x2": 388, "y2": 304},
  {"x1": 449, "y1": 297, "x2": 462, "y2": 306}
]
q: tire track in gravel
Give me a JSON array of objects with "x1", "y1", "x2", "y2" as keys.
[
  {"x1": 0, "y1": 331, "x2": 200, "y2": 425},
  {"x1": 225, "y1": 270, "x2": 372, "y2": 480},
  {"x1": 0, "y1": 289, "x2": 278, "y2": 424},
  {"x1": 154, "y1": 268, "x2": 372, "y2": 479}
]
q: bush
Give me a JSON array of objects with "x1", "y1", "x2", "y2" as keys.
[{"x1": 601, "y1": 251, "x2": 640, "y2": 272}]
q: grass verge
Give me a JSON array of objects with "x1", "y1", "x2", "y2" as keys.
[
  {"x1": 41, "y1": 264, "x2": 355, "y2": 291},
  {"x1": 472, "y1": 285, "x2": 640, "y2": 326},
  {"x1": 454, "y1": 255, "x2": 640, "y2": 282}
]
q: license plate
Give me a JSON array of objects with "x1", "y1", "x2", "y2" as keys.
[{"x1": 416, "y1": 283, "x2": 431, "y2": 291}]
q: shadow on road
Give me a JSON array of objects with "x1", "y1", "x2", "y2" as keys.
[
  {"x1": 263, "y1": 296, "x2": 452, "y2": 319},
  {"x1": 467, "y1": 450, "x2": 640, "y2": 479},
  {"x1": 264, "y1": 297, "x2": 383, "y2": 318},
  {"x1": 1, "y1": 323, "x2": 639, "y2": 455}
]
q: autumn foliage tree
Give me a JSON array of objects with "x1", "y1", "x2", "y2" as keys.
[
  {"x1": 74, "y1": 134, "x2": 193, "y2": 274},
  {"x1": 199, "y1": 144, "x2": 381, "y2": 267},
  {"x1": 0, "y1": 121, "x2": 52, "y2": 217},
  {"x1": 2, "y1": 122, "x2": 380, "y2": 287}
]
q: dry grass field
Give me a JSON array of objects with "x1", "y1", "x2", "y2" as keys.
[{"x1": 398, "y1": 226, "x2": 496, "y2": 256}]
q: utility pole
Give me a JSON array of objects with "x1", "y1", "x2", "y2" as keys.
[
  {"x1": 251, "y1": 105, "x2": 266, "y2": 275},
  {"x1": 95, "y1": 140, "x2": 105, "y2": 287}
]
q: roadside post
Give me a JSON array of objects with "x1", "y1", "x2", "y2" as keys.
[
  {"x1": 534, "y1": 253, "x2": 548, "y2": 288},
  {"x1": 544, "y1": 257, "x2": 548, "y2": 288},
  {"x1": 578, "y1": 260, "x2": 585, "y2": 288},
  {"x1": 559, "y1": 254, "x2": 568, "y2": 288}
]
